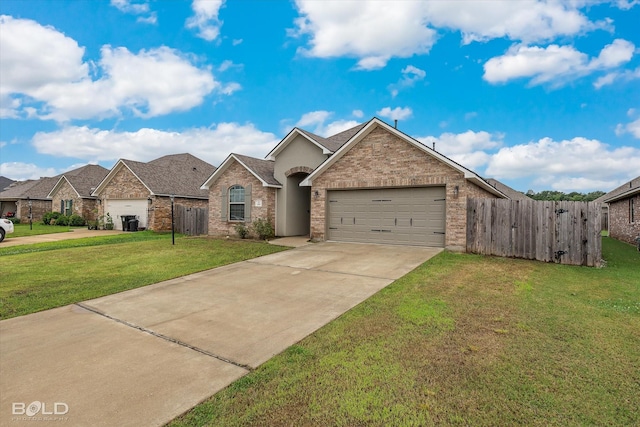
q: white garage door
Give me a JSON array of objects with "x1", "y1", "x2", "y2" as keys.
[
  {"x1": 327, "y1": 187, "x2": 446, "y2": 247},
  {"x1": 105, "y1": 199, "x2": 148, "y2": 230}
]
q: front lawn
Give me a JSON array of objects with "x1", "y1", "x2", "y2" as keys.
[
  {"x1": 170, "y1": 237, "x2": 639, "y2": 426},
  {"x1": 7, "y1": 222, "x2": 74, "y2": 238},
  {"x1": 0, "y1": 234, "x2": 288, "y2": 319}
]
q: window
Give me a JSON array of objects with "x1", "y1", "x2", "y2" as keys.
[
  {"x1": 64, "y1": 199, "x2": 73, "y2": 216},
  {"x1": 631, "y1": 198, "x2": 635, "y2": 223},
  {"x1": 229, "y1": 185, "x2": 245, "y2": 221}
]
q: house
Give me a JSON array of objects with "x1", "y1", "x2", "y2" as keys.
[
  {"x1": 486, "y1": 178, "x2": 529, "y2": 200},
  {"x1": 202, "y1": 117, "x2": 507, "y2": 250},
  {"x1": 92, "y1": 153, "x2": 215, "y2": 231},
  {"x1": 600, "y1": 176, "x2": 640, "y2": 245},
  {"x1": 47, "y1": 165, "x2": 109, "y2": 221},
  {"x1": 0, "y1": 177, "x2": 58, "y2": 221},
  {"x1": 0, "y1": 176, "x2": 15, "y2": 192}
]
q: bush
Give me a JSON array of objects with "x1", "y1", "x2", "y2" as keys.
[
  {"x1": 8, "y1": 218, "x2": 20, "y2": 224},
  {"x1": 54, "y1": 215, "x2": 69, "y2": 226},
  {"x1": 68, "y1": 214, "x2": 86, "y2": 226},
  {"x1": 252, "y1": 218, "x2": 274, "y2": 240},
  {"x1": 42, "y1": 211, "x2": 63, "y2": 225},
  {"x1": 234, "y1": 223, "x2": 249, "y2": 239}
]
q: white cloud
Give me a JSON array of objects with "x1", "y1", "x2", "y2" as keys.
[
  {"x1": 594, "y1": 66, "x2": 640, "y2": 89},
  {"x1": 388, "y1": 65, "x2": 426, "y2": 97},
  {"x1": 0, "y1": 16, "x2": 236, "y2": 121},
  {"x1": 30, "y1": 123, "x2": 279, "y2": 166},
  {"x1": 0, "y1": 162, "x2": 59, "y2": 181},
  {"x1": 294, "y1": 111, "x2": 359, "y2": 137},
  {"x1": 485, "y1": 137, "x2": 640, "y2": 190},
  {"x1": 352, "y1": 109, "x2": 364, "y2": 118},
  {"x1": 616, "y1": 117, "x2": 640, "y2": 138},
  {"x1": 186, "y1": 0, "x2": 224, "y2": 41},
  {"x1": 110, "y1": 0, "x2": 156, "y2": 24},
  {"x1": 376, "y1": 107, "x2": 413, "y2": 121},
  {"x1": 232, "y1": 39, "x2": 243, "y2": 46},
  {"x1": 417, "y1": 130, "x2": 503, "y2": 170},
  {"x1": 483, "y1": 39, "x2": 636, "y2": 86}
]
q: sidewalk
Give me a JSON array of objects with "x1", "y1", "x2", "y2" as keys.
[{"x1": 1, "y1": 228, "x2": 125, "y2": 247}]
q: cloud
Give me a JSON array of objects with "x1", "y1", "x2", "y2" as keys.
[
  {"x1": 186, "y1": 0, "x2": 224, "y2": 41},
  {"x1": 110, "y1": 0, "x2": 156, "y2": 24},
  {"x1": 417, "y1": 130, "x2": 504, "y2": 170},
  {"x1": 294, "y1": 110, "x2": 359, "y2": 137},
  {"x1": 485, "y1": 137, "x2": 640, "y2": 190},
  {"x1": 388, "y1": 65, "x2": 426, "y2": 97},
  {"x1": 483, "y1": 39, "x2": 636, "y2": 86},
  {"x1": 376, "y1": 107, "x2": 413, "y2": 121},
  {"x1": 0, "y1": 162, "x2": 59, "y2": 181},
  {"x1": 615, "y1": 115, "x2": 640, "y2": 138},
  {"x1": 352, "y1": 109, "x2": 364, "y2": 118},
  {"x1": 30, "y1": 123, "x2": 279, "y2": 166},
  {"x1": 0, "y1": 16, "x2": 237, "y2": 121},
  {"x1": 594, "y1": 66, "x2": 640, "y2": 89}
]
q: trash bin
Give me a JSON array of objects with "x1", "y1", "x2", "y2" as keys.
[
  {"x1": 120, "y1": 215, "x2": 136, "y2": 231},
  {"x1": 128, "y1": 219, "x2": 139, "y2": 232}
]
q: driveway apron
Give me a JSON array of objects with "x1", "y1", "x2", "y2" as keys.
[{"x1": 0, "y1": 242, "x2": 441, "y2": 426}]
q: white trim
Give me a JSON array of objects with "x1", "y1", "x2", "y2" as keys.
[
  {"x1": 266, "y1": 128, "x2": 332, "y2": 161},
  {"x1": 300, "y1": 118, "x2": 507, "y2": 198},
  {"x1": 91, "y1": 160, "x2": 154, "y2": 196},
  {"x1": 47, "y1": 176, "x2": 80, "y2": 199},
  {"x1": 200, "y1": 154, "x2": 282, "y2": 190}
]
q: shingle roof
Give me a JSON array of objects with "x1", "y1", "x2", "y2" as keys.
[
  {"x1": 0, "y1": 176, "x2": 59, "y2": 200},
  {"x1": 122, "y1": 153, "x2": 216, "y2": 198},
  {"x1": 486, "y1": 179, "x2": 529, "y2": 200},
  {"x1": 233, "y1": 154, "x2": 280, "y2": 186},
  {"x1": 0, "y1": 176, "x2": 15, "y2": 191},
  {"x1": 62, "y1": 165, "x2": 109, "y2": 197},
  {"x1": 297, "y1": 123, "x2": 368, "y2": 153},
  {"x1": 595, "y1": 176, "x2": 640, "y2": 203}
]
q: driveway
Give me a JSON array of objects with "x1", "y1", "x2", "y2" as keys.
[
  {"x1": 1, "y1": 228, "x2": 124, "y2": 247},
  {"x1": 0, "y1": 242, "x2": 441, "y2": 426}
]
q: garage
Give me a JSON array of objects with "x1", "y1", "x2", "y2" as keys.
[
  {"x1": 327, "y1": 187, "x2": 446, "y2": 247},
  {"x1": 105, "y1": 199, "x2": 148, "y2": 230}
]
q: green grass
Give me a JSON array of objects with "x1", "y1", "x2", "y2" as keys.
[
  {"x1": 0, "y1": 234, "x2": 288, "y2": 319},
  {"x1": 6, "y1": 222, "x2": 74, "y2": 238},
  {"x1": 170, "y1": 237, "x2": 640, "y2": 427}
]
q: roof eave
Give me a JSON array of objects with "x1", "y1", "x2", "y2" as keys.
[
  {"x1": 266, "y1": 128, "x2": 332, "y2": 161},
  {"x1": 603, "y1": 187, "x2": 640, "y2": 203}
]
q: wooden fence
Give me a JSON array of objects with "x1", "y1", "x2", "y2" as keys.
[
  {"x1": 174, "y1": 205, "x2": 208, "y2": 236},
  {"x1": 467, "y1": 198, "x2": 602, "y2": 267}
]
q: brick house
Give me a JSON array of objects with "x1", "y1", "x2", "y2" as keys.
[
  {"x1": 47, "y1": 165, "x2": 109, "y2": 221},
  {"x1": 0, "y1": 177, "x2": 57, "y2": 221},
  {"x1": 92, "y1": 154, "x2": 215, "y2": 231},
  {"x1": 602, "y1": 176, "x2": 640, "y2": 246},
  {"x1": 202, "y1": 117, "x2": 507, "y2": 250}
]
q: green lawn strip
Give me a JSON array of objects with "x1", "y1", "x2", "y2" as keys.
[
  {"x1": 169, "y1": 239, "x2": 639, "y2": 427},
  {"x1": 0, "y1": 236, "x2": 287, "y2": 319},
  {"x1": 7, "y1": 223, "x2": 74, "y2": 238}
]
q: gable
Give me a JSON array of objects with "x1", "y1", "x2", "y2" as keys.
[
  {"x1": 273, "y1": 134, "x2": 328, "y2": 182},
  {"x1": 96, "y1": 163, "x2": 151, "y2": 199},
  {"x1": 48, "y1": 177, "x2": 80, "y2": 199}
]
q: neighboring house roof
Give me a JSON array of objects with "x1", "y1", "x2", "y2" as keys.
[
  {"x1": 93, "y1": 153, "x2": 216, "y2": 198},
  {"x1": 0, "y1": 176, "x2": 15, "y2": 192},
  {"x1": 0, "y1": 176, "x2": 59, "y2": 201},
  {"x1": 596, "y1": 176, "x2": 640, "y2": 203},
  {"x1": 486, "y1": 178, "x2": 529, "y2": 200},
  {"x1": 48, "y1": 165, "x2": 109, "y2": 199},
  {"x1": 201, "y1": 153, "x2": 281, "y2": 189},
  {"x1": 301, "y1": 117, "x2": 507, "y2": 198}
]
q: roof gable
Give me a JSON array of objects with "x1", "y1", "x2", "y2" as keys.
[
  {"x1": 48, "y1": 164, "x2": 109, "y2": 198},
  {"x1": 201, "y1": 154, "x2": 281, "y2": 189},
  {"x1": 266, "y1": 128, "x2": 332, "y2": 160},
  {"x1": 301, "y1": 117, "x2": 506, "y2": 198}
]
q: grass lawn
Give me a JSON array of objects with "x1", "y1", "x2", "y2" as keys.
[
  {"x1": 170, "y1": 237, "x2": 640, "y2": 427},
  {"x1": 7, "y1": 222, "x2": 75, "y2": 238},
  {"x1": 0, "y1": 233, "x2": 287, "y2": 319}
]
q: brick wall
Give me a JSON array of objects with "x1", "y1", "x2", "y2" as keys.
[
  {"x1": 310, "y1": 126, "x2": 499, "y2": 250},
  {"x1": 16, "y1": 199, "x2": 51, "y2": 222},
  {"x1": 207, "y1": 161, "x2": 276, "y2": 236},
  {"x1": 149, "y1": 196, "x2": 208, "y2": 231},
  {"x1": 609, "y1": 194, "x2": 640, "y2": 245},
  {"x1": 97, "y1": 165, "x2": 151, "y2": 219},
  {"x1": 50, "y1": 180, "x2": 99, "y2": 221}
]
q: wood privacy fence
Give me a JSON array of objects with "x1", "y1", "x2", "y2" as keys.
[
  {"x1": 174, "y1": 205, "x2": 208, "y2": 236},
  {"x1": 467, "y1": 198, "x2": 602, "y2": 267}
]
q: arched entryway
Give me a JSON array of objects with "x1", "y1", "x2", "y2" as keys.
[{"x1": 284, "y1": 172, "x2": 311, "y2": 236}]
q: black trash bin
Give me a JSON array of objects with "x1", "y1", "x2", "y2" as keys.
[
  {"x1": 120, "y1": 215, "x2": 136, "y2": 231},
  {"x1": 128, "y1": 219, "x2": 139, "y2": 232}
]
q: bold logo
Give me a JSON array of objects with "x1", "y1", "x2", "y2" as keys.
[{"x1": 12, "y1": 401, "x2": 69, "y2": 416}]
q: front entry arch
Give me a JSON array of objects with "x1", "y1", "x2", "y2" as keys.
[{"x1": 283, "y1": 172, "x2": 311, "y2": 236}]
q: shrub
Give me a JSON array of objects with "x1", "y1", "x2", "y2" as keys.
[
  {"x1": 8, "y1": 218, "x2": 20, "y2": 224},
  {"x1": 234, "y1": 223, "x2": 249, "y2": 239},
  {"x1": 104, "y1": 213, "x2": 114, "y2": 230},
  {"x1": 252, "y1": 218, "x2": 274, "y2": 240},
  {"x1": 68, "y1": 214, "x2": 86, "y2": 226},
  {"x1": 42, "y1": 211, "x2": 62, "y2": 226},
  {"x1": 55, "y1": 215, "x2": 69, "y2": 226}
]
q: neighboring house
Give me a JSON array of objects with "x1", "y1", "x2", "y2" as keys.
[
  {"x1": 0, "y1": 176, "x2": 15, "y2": 192},
  {"x1": 202, "y1": 117, "x2": 507, "y2": 250},
  {"x1": 0, "y1": 177, "x2": 58, "y2": 221},
  {"x1": 486, "y1": 178, "x2": 529, "y2": 200},
  {"x1": 600, "y1": 176, "x2": 640, "y2": 245},
  {"x1": 92, "y1": 153, "x2": 215, "y2": 231},
  {"x1": 47, "y1": 165, "x2": 109, "y2": 222}
]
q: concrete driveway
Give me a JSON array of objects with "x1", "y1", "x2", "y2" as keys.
[
  {"x1": 0, "y1": 242, "x2": 441, "y2": 426},
  {"x1": 1, "y1": 228, "x2": 124, "y2": 247}
]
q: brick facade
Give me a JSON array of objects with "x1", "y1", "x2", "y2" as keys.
[
  {"x1": 97, "y1": 165, "x2": 151, "y2": 220},
  {"x1": 208, "y1": 161, "x2": 276, "y2": 236},
  {"x1": 149, "y1": 196, "x2": 208, "y2": 231},
  {"x1": 310, "y1": 127, "x2": 497, "y2": 250},
  {"x1": 16, "y1": 199, "x2": 51, "y2": 222},
  {"x1": 51, "y1": 179, "x2": 100, "y2": 221},
  {"x1": 608, "y1": 194, "x2": 640, "y2": 245}
]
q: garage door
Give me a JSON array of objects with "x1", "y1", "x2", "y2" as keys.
[
  {"x1": 105, "y1": 199, "x2": 148, "y2": 230},
  {"x1": 327, "y1": 187, "x2": 445, "y2": 247}
]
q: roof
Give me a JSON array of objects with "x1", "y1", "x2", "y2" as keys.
[
  {"x1": 300, "y1": 117, "x2": 508, "y2": 198},
  {"x1": 486, "y1": 179, "x2": 529, "y2": 200},
  {"x1": 94, "y1": 153, "x2": 216, "y2": 198},
  {"x1": 0, "y1": 176, "x2": 59, "y2": 200},
  {"x1": 201, "y1": 153, "x2": 281, "y2": 189},
  {"x1": 596, "y1": 176, "x2": 640, "y2": 204},
  {"x1": 0, "y1": 176, "x2": 15, "y2": 192},
  {"x1": 48, "y1": 165, "x2": 109, "y2": 198}
]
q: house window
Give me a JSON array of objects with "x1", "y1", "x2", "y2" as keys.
[
  {"x1": 631, "y1": 198, "x2": 635, "y2": 223},
  {"x1": 229, "y1": 185, "x2": 245, "y2": 221},
  {"x1": 65, "y1": 199, "x2": 73, "y2": 216}
]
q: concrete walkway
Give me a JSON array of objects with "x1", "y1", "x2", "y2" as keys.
[
  {"x1": 1, "y1": 228, "x2": 124, "y2": 247},
  {"x1": 0, "y1": 242, "x2": 441, "y2": 426}
]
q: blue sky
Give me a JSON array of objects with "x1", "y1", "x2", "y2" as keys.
[{"x1": 1, "y1": 0, "x2": 639, "y2": 193}]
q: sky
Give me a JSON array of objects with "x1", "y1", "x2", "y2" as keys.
[{"x1": 0, "y1": 0, "x2": 639, "y2": 194}]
